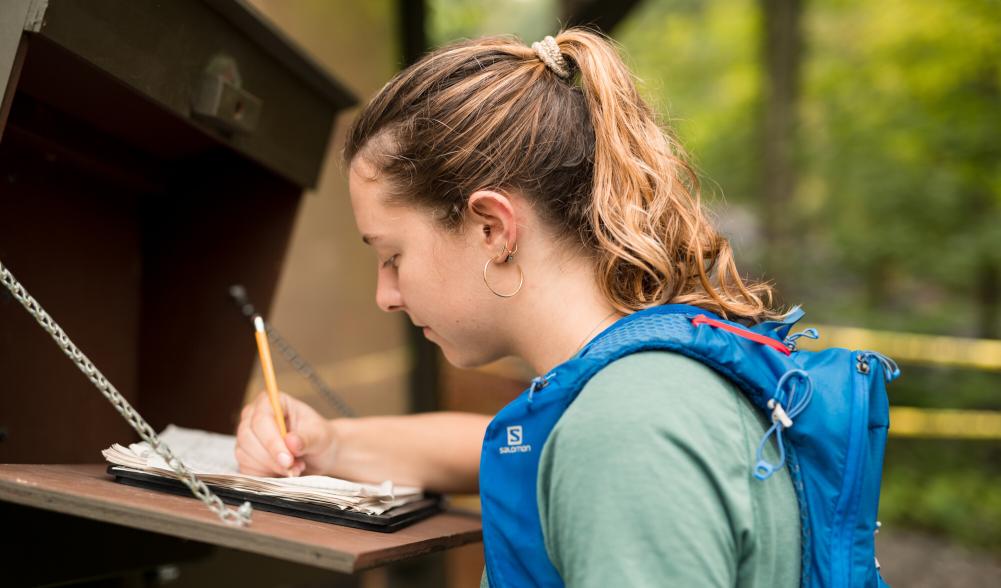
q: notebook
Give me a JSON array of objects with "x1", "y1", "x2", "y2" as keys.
[{"x1": 103, "y1": 425, "x2": 440, "y2": 532}]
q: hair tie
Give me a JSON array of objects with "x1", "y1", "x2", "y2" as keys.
[{"x1": 531, "y1": 36, "x2": 570, "y2": 79}]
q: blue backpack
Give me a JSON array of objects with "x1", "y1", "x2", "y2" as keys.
[{"x1": 479, "y1": 304, "x2": 898, "y2": 587}]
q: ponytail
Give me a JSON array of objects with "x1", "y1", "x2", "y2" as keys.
[{"x1": 557, "y1": 29, "x2": 777, "y2": 320}]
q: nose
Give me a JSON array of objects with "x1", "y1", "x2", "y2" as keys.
[{"x1": 375, "y1": 267, "x2": 404, "y2": 313}]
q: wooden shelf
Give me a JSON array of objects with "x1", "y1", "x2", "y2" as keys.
[{"x1": 0, "y1": 464, "x2": 482, "y2": 574}]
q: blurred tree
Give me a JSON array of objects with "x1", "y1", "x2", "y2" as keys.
[
  {"x1": 562, "y1": 0, "x2": 644, "y2": 32},
  {"x1": 760, "y1": 0, "x2": 802, "y2": 298},
  {"x1": 802, "y1": 0, "x2": 1001, "y2": 337}
]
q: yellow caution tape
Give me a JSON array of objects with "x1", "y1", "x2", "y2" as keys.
[
  {"x1": 800, "y1": 324, "x2": 1001, "y2": 372},
  {"x1": 889, "y1": 407, "x2": 1001, "y2": 439}
]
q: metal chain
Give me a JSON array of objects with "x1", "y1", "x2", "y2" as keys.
[
  {"x1": 229, "y1": 285, "x2": 355, "y2": 418},
  {"x1": 264, "y1": 323, "x2": 356, "y2": 418},
  {"x1": 0, "y1": 260, "x2": 252, "y2": 527}
]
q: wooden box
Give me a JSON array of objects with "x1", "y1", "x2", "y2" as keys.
[{"x1": 0, "y1": 0, "x2": 356, "y2": 462}]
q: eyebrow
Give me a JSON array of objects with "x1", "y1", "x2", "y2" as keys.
[{"x1": 361, "y1": 234, "x2": 380, "y2": 246}]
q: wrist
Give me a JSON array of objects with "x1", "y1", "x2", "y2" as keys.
[{"x1": 321, "y1": 417, "x2": 352, "y2": 476}]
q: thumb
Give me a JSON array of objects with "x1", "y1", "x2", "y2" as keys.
[
  {"x1": 285, "y1": 423, "x2": 330, "y2": 458},
  {"x1": 284, "y1": 431, "x2": 308, "y2": 457}
]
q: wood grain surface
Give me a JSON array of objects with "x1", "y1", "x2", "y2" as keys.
[{"x1": 0, "y1": 464, "x2": 482, "y2": 573}]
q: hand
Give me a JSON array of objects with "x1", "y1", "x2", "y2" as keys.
[{"x1": 235, "y1": 391, "x2": 336, "y2": 477}]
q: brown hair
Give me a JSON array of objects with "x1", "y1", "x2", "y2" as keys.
[{"x1": 344, "y1": 28, "x2": 778, "y2": 322}]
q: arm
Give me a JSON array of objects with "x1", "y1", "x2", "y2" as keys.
[
  {"x1": 235, "y1": 390, "x2": 488, "y2": 493},
  {"x1": 331, "y1": 412, "x2": 489, "y2": 493}
]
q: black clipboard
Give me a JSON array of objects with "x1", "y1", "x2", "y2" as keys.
[{"x1": 108, "y1": 466, "x2": 441, "y2": 532}]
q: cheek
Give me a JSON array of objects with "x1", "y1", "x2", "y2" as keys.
[
  {"x1": 422, "y1": 241, "x2": 481, "y2": 304},
  {"x1": 396, "y1": 229, "x2": 491, "y2": 331},
  {"x1": 407, "y1": 264, "x2": 480, "y2": 327}
]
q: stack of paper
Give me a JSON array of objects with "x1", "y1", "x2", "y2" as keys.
[{"x1": 102, "y1": 425, "x2": 423, "y2": 515}]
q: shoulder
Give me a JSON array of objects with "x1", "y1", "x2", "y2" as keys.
[
  {"x1": 549, "y1": 350, "x2": 751, "y2": 450},
  {"x1": 537, "y1": 349, "x2": 772, "y2": 529},
  {"x1": 538, "y1": 349, "x2": 767, "y2": 512},
  {"x1": 536, "y1": 351, "x2": 765, "y2": 584},
  {"x1": 536, "y1": 351, "x2": 802, "y2": 586},
  {"x1": 582, "y1": 349, "x2": 735, "y2": 400}
]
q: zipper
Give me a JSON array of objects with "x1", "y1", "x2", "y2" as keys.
[
  {"x1": 692, "y1": 314, "x2": 792, "y2": 356},
  {"x1": 832, "y1": 353, "x2": 871, "y2": 588}
]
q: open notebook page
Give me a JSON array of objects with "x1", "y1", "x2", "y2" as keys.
[{"x1": 102, "y1": 425, "x2": 422, "y2": 513}]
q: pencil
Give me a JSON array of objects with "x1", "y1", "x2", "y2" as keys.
[{"x1": 253, "y1": 315, "x2": 288, "y2": 437}]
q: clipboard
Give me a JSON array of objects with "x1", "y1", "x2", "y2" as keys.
[{"x1": 108, "y1": 466, "x2": 442, "y2": 532}]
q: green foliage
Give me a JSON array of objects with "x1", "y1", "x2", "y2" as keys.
[
  {"x1": 882, "y1": 439, "x2": 1001, "y2": 551},
  {"x1": 617, "y1": 0, "x2": 762, "y2": 214},
  {"x1": 429, "y1": 0, "x2": 559, "y2": 46},
  {"x1": 891, "y1": 366, "x2": 1001, "y2": 411},
  {"x1": 617, "y1": 0, "x2": 1001, "y2": 336},
  {"x1": 801, "y1": 0, "x2": 1001, "y2": 333}
]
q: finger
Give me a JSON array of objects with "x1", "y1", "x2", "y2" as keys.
[
  {"x1": 237, "y1": 420, "x2": 285, "y2": 475},
  {"x1": 235, "y1": 442, "x2": 275, "y2": 476},
  {"x1": 235, "y1": 444, "x2": 274, "y2": 477},
  {"x1": 276, "y1": 395, "x2": 313, "y2": 457},
  {"x1": 250, "y1": 402, "x2": 295, "y2": 470},
  {"x1": 253, "y1": 389, "x2": 274, "y2": 413},
  {"x1": 284, "y1": 416, "x2": 329, "y2": 458},
  {"x1": 263, "y1": 390, "x2": 294, "y2": 434},
  {"x1": 285, "y1": 432, "x2": 307, "y2": 457}
]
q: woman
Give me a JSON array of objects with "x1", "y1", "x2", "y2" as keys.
[{"x1": 236, "y1": 28, "x2": 800, "y2": 587}]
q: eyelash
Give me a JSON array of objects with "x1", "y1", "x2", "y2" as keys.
[{"x1": 381, "y1": 254, "x2": 399, "y2": 269}]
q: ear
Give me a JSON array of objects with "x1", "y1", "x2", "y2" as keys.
[{"x1": 466, "y1": 190, "x2": 519, "y2": 261}]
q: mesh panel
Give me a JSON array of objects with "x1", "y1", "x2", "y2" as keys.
[{"x1": 584, "y1": 315, "x2": 692, "y2": 360}]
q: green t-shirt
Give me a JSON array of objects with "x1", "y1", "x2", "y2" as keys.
[{"x1": 482, "y1": 351, "x2": 801, "y2": 587}]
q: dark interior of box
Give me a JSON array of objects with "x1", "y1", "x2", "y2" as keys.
[{"x1": 0, "y1": 35, "x2": 302, "y2": 462}]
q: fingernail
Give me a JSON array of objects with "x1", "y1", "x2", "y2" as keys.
[{"x1": 277, "y1": 452, "x2": 293, "y2": 468}]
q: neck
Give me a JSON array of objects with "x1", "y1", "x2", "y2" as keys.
[{"x1": 507, "y1": 256, "x2": 623, "y2": 375}]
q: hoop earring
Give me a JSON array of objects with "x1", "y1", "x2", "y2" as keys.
[{"x1": 484, "y1": 243, "x2": 524, "y2": 298}]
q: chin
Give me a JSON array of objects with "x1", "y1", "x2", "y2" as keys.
[
  {"x1": 439, "y1": 344, "x2": 502, "y2": 370},
  {"x1": 441, "y1": 352, "x2": 486, "y2": 370}
]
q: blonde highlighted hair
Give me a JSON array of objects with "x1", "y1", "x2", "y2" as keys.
[{"x1": 345, "y1": 28, "x2": 778, "y2": 322}]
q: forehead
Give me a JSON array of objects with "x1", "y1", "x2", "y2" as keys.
[
  {"x1": 349, "y1": 158, "x2": 395, "y2": 214},
  {"x1": 348, "y1": 158, "x2": 424, "y2": 240},
  {"x1": 349, "y1": 157, "x2": 383, "y2": 206}
]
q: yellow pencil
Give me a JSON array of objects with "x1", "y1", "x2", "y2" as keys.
[{"x1": 253, "y1": 315, "x2": 287, "y2": 437}]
